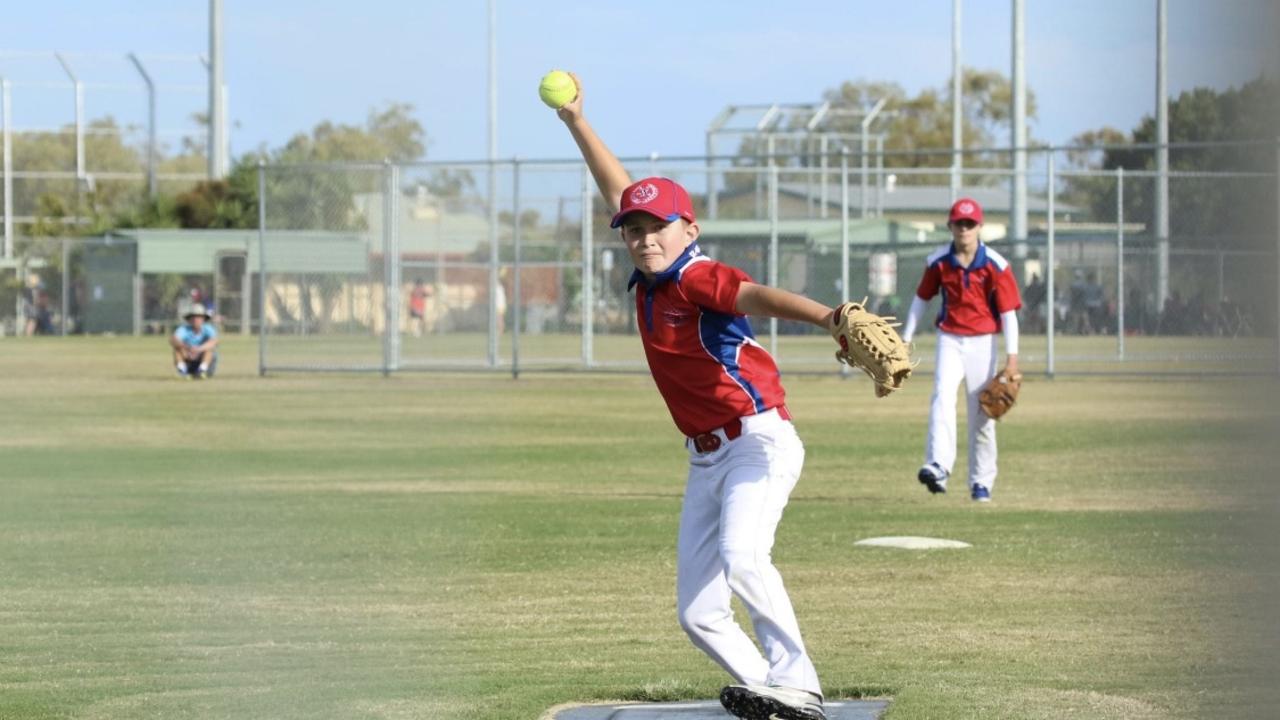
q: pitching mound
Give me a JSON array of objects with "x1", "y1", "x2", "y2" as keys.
[{"x1": 551, "y1": 699, "x2": 889, "y2": 719}]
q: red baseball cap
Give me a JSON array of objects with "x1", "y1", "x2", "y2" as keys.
[
  {"x1": 610, "y1": 177, "x2": 696, "y2": 228},
  {"x1": 948, "y1": 197, "x2": 984, "y2": 224}
]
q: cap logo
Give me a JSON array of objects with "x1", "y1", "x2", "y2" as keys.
[
  {"x1": 957, "y1": 202, "x2": 974, "y2": 215},
  {"x1": 630, "y1": 182, "x2": 660, "y2": 205}
]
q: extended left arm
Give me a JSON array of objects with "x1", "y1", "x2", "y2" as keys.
[
  {"x1": 735, "y1": 282, "x2": 834, "y2": 329},
  {"x1": 1001, "y1": 309, "x2": 1020, "y2": 374}
]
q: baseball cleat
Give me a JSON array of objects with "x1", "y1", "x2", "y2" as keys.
[
  {"x1": 720, "y1": 684, "x2": 826, "y2": 720},
  {"x1": 970, "y1": 485, "x2": 991, "y2": 502},
  {"x1": 917, "y1": 462, "x2": 949, "y2": 494}
]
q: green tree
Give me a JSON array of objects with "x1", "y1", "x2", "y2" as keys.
[
  {"x1": 276, "y1": 102, "x2": 425, "y2": 164},
  {"x1": 1072, "y1": 77, "x2": 1278, "y2": 245},
  {"x1": 15, "y1": 117, "x2": 149, "y2": 235},
  {"x1": 264, "y1": 102, "x2": 429, "y2": 234}
]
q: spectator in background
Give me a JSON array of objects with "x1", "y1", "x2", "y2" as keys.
[
  {"x1": 1066, "y1": 269, "x2": 1092, "y2": 335},
  {"x1": 170, "y1": 303, "x2": 219, "y2": 379},
  {"x1": 1023, "y1": 273, "x2": 1046, "y2": 334},
  {"x1": 408, "y1": 278, "x2": 431, "y2": 337},
  {"x1": 1084, "y1": 274, "x2": 1108, "y2": 334},
  {"x1": 32, "y1": 285, "x2": 54, "y2": 335},
  {"x1": 1158, "y1": 291, "x2": 1186, "y2": 335},
  {"x1": 21, "y1": 276, "x2": 40, "y2": 336},
  {"x1": 191, "y1": 286, "x2": 219, "y2": 325},
  {"x1": 1126, "y1": 284, "x2": 1150, "y2": 335}
]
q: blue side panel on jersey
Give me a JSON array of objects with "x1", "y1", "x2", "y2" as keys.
[{"x1": 699, "y1": 310, "x2": 767, "y2": 413}]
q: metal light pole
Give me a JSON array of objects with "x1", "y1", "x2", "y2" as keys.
[
  {"x1": 1011, "y1": 0, "x2": 1028, "y2": 276},
  {"x1": 53, "y1": 54, "x2": 85, "y2": 188},
  {"x1": 2, "y1": 79, "x2": 12, "y2": 259},
  {"x1": 860, "y1": 98, "x2": 886, "y2": 219},
  {"x1": 126, "y1": 54, "x2": 157, "y2": 197},
  {"x1": 951, "y1": 0, "x2": 963, "y2": 202},
  {"x1": 208, "y1": 0, "x2": 226, "y2": 179},
  {"x1": 487, "y1": 0, "x2": 499, "y2": 366}
]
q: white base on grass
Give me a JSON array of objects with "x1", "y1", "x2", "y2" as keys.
[{"x1": 854, "y1": 536, "x2": 971, "y2": 549}]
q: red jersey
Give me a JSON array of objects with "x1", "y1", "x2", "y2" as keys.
[
  {"x1": 915, "y1": 242, "x2": 1022, "y2": 336},
  {"x1": 628, "y1": 244, "x2": 786, "y2": 437}
]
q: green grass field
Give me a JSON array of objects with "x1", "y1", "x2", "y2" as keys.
[{"x1": 2, "y1": 336, "x2": 1278, "y2": 720}]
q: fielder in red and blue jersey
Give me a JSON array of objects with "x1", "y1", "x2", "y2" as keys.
[
  {"x1": 914, "y1": 239, "x2": 1022, "y2": 336},
  {"x1": 902, "y1": 198, "x2": 1022, "y2": 502}
]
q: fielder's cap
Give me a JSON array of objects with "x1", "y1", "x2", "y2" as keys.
[
  {"x1": 184, "y1": 302, "x2": 211, "y2": 319},
  {"x1": 610, "y1": 177, "x2": 696, "y2": 229},
  {"x1": 949, "y1": 197, "x2": 984, "y2": 224}
]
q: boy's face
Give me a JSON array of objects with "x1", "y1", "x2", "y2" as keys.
[
  {"x1": 948, "y1": 218, "x2": 981, "y2": 253},
  {"x1": 619, "y1": 214, "x2": 699, "y2": 277}
]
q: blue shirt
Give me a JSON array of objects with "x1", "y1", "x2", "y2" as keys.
[{"x1": 174, "y1": 322, "x2": 218, "y2": 348}]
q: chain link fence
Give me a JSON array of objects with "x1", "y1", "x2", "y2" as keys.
[
  {"x1": 4, "y1": 141, "x2": 1275, "y2": 378},
  {"x1": 255, "y1": 143, "x2": 1277, "y2": 376}
]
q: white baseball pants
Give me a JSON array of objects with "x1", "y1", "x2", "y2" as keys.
[
  {"x1": 675, "y1": 408, "x2": 821, "y2": 696},
  {"x1": 927, "y1": 331, "x2": 999, "y2": 489}
]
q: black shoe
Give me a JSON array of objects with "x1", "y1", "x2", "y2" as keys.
[
  {"x1": 720, "y1": 684, "x2": 827, "y2": 720},
  {"x1": 917, "y1": 462, "x2": 949, "y2": 494}
]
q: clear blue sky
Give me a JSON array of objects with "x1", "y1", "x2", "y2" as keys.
[{"x1": 3, "y1": 1, "x2": 1276, "y2": 163}]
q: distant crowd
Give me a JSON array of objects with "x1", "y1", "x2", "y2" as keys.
[{"x1": 1020, "y1": 271, "x2": 1257, "y2": 338}]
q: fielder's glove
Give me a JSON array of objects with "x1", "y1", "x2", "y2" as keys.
[
  {"x1": 828, "y1": 300, "x2": 914, "y2": 397},
  {"x1": 978, "y1": 370, "x2": 1022, "y2": 420}
]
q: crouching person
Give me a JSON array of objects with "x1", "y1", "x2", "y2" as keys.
[{"x1": 170, "y1": 303, "x2": 219, "y2": 379}]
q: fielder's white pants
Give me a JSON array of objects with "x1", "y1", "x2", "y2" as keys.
[
  {"x1": 927, "y1": 331, "x2": 999, "y2": 490},
  {"x1": 676, "y1": 408, "x2": 821, "y2": 697}
]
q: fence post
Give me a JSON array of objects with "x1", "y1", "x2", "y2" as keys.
[
  {"x1": 61, "y1": 238, "x2": 70, "y2": 336},
  {"x1": 1046, "y1": 149, "x2": 1056, "y2": 378},
  {"x1": 1275, "y1": 138, "x2": 1279, "y2": 377},
  {"x1": 511, "y1": 157, "x2": 521, "y2": 380},
  {"x1": 382, "y1": 161, "x2": 401, "y2": 376},
  {"x1": 487, "y1": 160, "x2": 499, "y2": 368},
  {"x1": 581, "y1": 165, "x2": 594, "y2": 368},
  {"x1": 1117, "y1": 166, "x2": 1125, "y2": 361},
  {"x1": 840, "y1": 146, "x2": 851, "y2": 378},
  {"x1": 768, "y1": 161, "x2": 779, "y2": 356},
  {"x1": 257, "y1": 160, "x2": 266, "y2": 376}
]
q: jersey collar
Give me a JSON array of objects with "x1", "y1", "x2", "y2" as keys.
[
  {"x1": 627, "y1": 242, "x2": 703, "y2": 291},
  {"x1": 948, "y1": 241, "x2": 989, "y2": 270}
]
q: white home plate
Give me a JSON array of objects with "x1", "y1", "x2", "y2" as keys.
[{"x1": 855, "y1": 536, "x2": 971, "y2": 549}]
